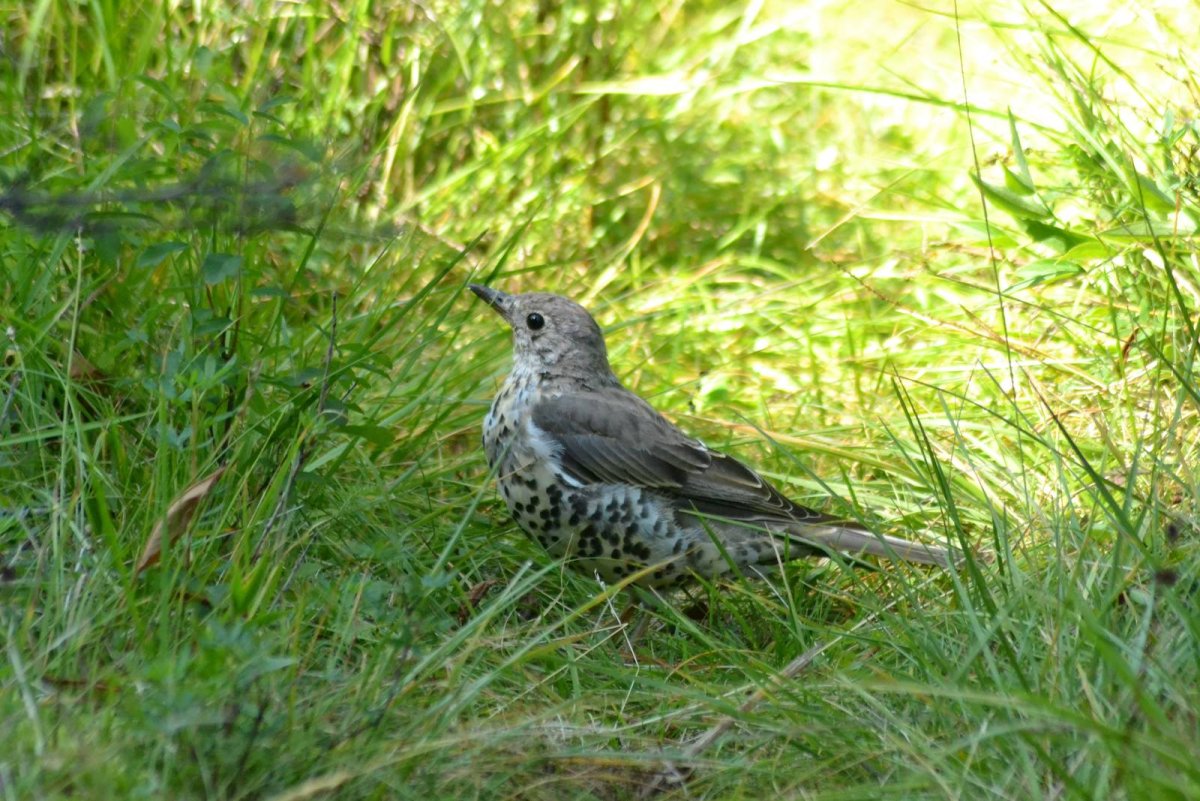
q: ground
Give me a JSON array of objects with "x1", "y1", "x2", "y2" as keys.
[{"x1": 2, "y1": 1, "x2": 1198, "y2": 799}]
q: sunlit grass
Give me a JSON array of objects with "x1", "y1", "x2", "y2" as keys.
[{"x1": 2, "y1": 0, "x2": 1198, "y2": 799}]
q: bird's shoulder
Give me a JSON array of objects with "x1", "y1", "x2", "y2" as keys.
[
  {"x1": 529, "y1": 387, "x2": 708, "y2": 487},
  {"x1": 530, "y1": 386, "x2": 698, "y2": 448}
]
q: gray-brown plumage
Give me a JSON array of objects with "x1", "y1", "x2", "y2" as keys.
[{"x1": 469, "y1": 284, "x2": 957, "y2": 588}]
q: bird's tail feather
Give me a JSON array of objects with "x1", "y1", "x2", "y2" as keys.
[{"x1": 794, "y1": 525, "x2": 959, "y2": 569}]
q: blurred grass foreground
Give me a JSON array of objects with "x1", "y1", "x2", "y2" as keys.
[{"x1": 2, "y1": 1, "x2": 1199, "y2": 799}]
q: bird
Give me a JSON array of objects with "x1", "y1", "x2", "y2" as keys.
[{"x1": 468, "y1": 284, "x2": 958, "y2": 589}]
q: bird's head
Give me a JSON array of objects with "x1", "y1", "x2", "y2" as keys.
[{"x1": 468, "y1": 285, "x2": 614, "y2": 380}]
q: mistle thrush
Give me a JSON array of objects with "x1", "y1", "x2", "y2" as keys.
[{"x1": 470, "y1": 285, "x2": 957, "y2": 588}]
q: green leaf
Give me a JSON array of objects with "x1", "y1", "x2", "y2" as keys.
[
  {"x1": 1007, "y1": 109, "x2": 1035, "y2": 192},
  {"x1": 1007, "y1": 259, "x2": 1085, "y2": 292},
  {"x1": 257, "y1": 95, "x2": 296, "y2": 113},
  {"x1": 199, "y1": 101, "x2": 249, "y2": 126},
  {"x1": 219, "y1": 101, "x2": 250, "y2": 127},
  {"x1": 1061, "y1": 241, "x2": 1115, "y2": 261},
  {"x1": 282, "y1": 367, "x2": 324, "y2": 387},
  {"x1": 193, "y1": 46, "x2": 214, "y2": 77},
  {"x1": 201, "y1": 253, "x2": 242, "y2": 284},
  {"x1": 135, "y1": 74, "x2": 177, "y2": 107},
  {"x1": 340, "y1": 424, "x2": 395, "y2": 447},
  {"x1": 1099, "y1": 218, "x2": 1197, "y2": 240},
  {"x1": 257, "y1": 133, "x2": 323, "y2": 162},
  {"x1": 953, "y1": 220, "x2": 1020, "y2": 248},
  {"x1": 136, "y1": 241, "x2": 188, "y2": 270},
  {"x1": 237, "y1": 656, "x2": 297, "y2": 685},
  {"x1": 193, "y1": 313, "x2": 233, "y2": 336},
  {"x1": 1003, "y1": 167, "x2": 1034, "y2": 195},
  {"x1": 93, "y1": 231, "x2": 124, "y2": 266},
  {"x1": 1131, "y1": 172, "x2": 1175, "y2": 214},
  {"x1": 971, "y1": 174, "x2": 1050, "y2": 221},
  {"x1": 1021, "y1": 220, "x2": 1089, "y2": 250}
]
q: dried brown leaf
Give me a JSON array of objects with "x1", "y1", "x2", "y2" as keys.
[
  {"x1": 69, "y1": 350, "x2": 106, "y2": 384},
  {"x1": 135, "y1": 466, "x2": 227, "y2": 574},
  {"x1": 457, "y1": 579, "x2": 499, "y2": 624}
]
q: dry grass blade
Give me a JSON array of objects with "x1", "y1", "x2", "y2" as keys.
[
  {"x1": 135, "y1": 466, "x2": 228, "y2": 574},
  {"x1": 260, "y1": 769, "x2": 355, "y2": 801},
  {"x1": 637, "y1": 598, "x2": 904, "y2": 798},
  {"x1": 636, "y1": 640, "x2": 829, "y2": 798}
]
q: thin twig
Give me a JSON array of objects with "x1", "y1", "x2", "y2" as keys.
[
  {"x1": 0, "y1": 371, "x2": 20, "y2": 430},
  {"x1": 255, "y1": 293, "x2": 338, "y2": 559},
  {"x1": 636, "y1": 640, "x2": 828, "y2": 798},
  {"x1": 390, "y1": 213, "x2": 482, "y2": 268},
  {"x1": 638, "y1": 594, "x2": 910, "y2": 798}
]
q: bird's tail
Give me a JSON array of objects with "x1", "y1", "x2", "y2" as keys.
[{"x1": 792, "y1": 524, "x2": 960, "y2": 568}]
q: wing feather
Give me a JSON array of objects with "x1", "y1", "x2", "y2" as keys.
[{"x1": 531, "y1": 390, "x2": 834, "y2": 524}]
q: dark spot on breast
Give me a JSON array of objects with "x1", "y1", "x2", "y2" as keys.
[{"x1": 620, "y1": 532, "x2": 652, "y2": 561}]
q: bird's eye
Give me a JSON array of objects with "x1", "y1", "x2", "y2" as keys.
[{"x1": 526, "y1": 312, "x2": 545, "y2": 331}]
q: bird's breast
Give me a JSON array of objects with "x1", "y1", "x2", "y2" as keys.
[{"x1": 482, "y1": 371, "x2": 540, "y2": 472}]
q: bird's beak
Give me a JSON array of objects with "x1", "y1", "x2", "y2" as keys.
[{"x1": 468, "y1": 284, "x2": 513, "y2": 321}]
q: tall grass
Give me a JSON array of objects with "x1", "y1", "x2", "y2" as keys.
[{"x1": 2, "y1": 1, "x2": 1198, "y2": 799}]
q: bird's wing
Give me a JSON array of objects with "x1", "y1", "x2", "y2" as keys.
[{"x1": 530, "y1": 390, "x2": 832, "y2": 523}]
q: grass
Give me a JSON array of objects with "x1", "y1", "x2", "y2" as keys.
[{"x1": 2, "y1": 0, "x2": 1199, "y2": 798}]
